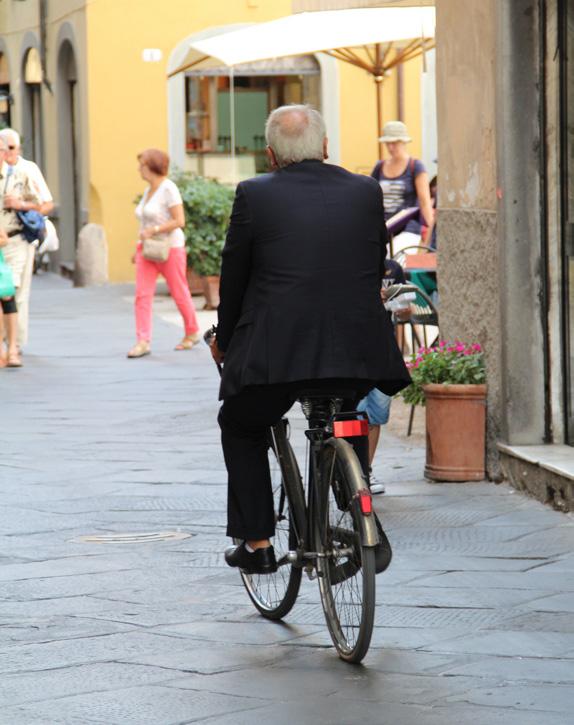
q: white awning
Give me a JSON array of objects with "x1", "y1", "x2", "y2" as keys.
[{"x1": 168, "y1": 7, "x2": 435, "y2": 77}]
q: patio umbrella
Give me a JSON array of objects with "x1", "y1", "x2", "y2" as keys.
[{"x1": 168, "y1": 7, "x2": 435, "y2": 156}]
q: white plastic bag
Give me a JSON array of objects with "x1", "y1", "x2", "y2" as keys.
[{"x1": 38, "y1": 218, "x2": 60, "y2": 254}]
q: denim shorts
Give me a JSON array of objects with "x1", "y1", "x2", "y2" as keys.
[{"x1": 357, "y1": 388, "x2": 392, "y2": 426}]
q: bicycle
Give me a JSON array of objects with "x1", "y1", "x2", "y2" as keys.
[{"x1": 205, "y1": 327, "x2": 380, "y2": 663}]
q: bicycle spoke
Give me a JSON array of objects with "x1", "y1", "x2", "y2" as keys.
[
  {"x1": 316, "y1": 439, "x2": 375, "y2": 662},
  {"x1": 237, "y1": 430, "x2": 302, "y2": 620}
]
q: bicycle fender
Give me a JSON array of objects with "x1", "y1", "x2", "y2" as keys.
[{"x1": 326, "y1": 438, "x2": 379, "y2": 548}]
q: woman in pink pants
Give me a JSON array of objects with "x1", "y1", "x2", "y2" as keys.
[{"x1": 128, "y1": 148, "x2": 200, "y2": 358}]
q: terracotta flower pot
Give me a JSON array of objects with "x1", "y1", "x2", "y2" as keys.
[
  {"x1": 423, "y1": 383, "x2": 487, "y2": 482},
  {"x1": 201, "y1": 274, "x2": 220, "y2": 310},
  {"x1": 186, "y1": 266, "x2": 204, "y2": 296}
]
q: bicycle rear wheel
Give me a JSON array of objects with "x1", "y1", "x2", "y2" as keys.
[
  {"x1": 315, "y1": 438, "x2": 376, "y2": 663},
  {"x1": 236, "y1": 422, "x2": 304, "y2": 620}
]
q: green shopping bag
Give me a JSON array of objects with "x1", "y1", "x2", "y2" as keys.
[{"x1": 0, "y1": 249, "x2": 15, "y2": 298}]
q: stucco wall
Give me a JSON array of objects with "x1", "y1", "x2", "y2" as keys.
[
  {"x1": 436, "y1": 0, "x2": 502, "y2": 477},
  {"x1": 2, "y1": 0, "x2": 429, "y2": 281},
  {"x1": 85, "y1": 0, "x2": 428, "y2": 281}
]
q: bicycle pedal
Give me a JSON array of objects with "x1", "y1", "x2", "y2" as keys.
[{"x1": 305, "y1": 564, "x2": 318, "y2": 581}]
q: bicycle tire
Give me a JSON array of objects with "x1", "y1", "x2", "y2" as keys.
[
  {"x1": 314, "y1": 437, "x2": 376, "y2": 663},
  {"x1": 235, "y1": 422, "x2": 304, "y2": 621}
]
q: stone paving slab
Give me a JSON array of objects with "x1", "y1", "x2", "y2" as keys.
[{"x1": 1, "y1": 274, "x2": 574, "y2": 723}]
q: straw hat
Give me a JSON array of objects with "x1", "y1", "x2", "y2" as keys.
[{"x1": 378, "y1": 121, "x2": 412, "y2": 143}]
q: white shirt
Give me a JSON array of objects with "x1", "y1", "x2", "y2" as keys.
[
  {"x1": 14, "y1": 156, "x2": 53, "y2": 203},
  {"x1": 135, "y1": 178, "x2": 185, "y2": 248}
]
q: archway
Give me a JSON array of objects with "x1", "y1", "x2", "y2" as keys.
[{"x1": 57, "y1": 39, "x2": 80, "y2": 264}]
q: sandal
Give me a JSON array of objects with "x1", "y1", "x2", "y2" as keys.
[
  {"x1": 127, "y1": 341, "x2": 151, "y2": 358},
  {"x1": 174, "y1": 333, "x2": 201, "y2": 351},
  {"x1": 6, "y1": 351, "x2": 22, "y2": 367}
]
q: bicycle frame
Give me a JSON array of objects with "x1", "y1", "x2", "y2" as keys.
[{"x1": 272, "y1": 397, "x2": 379, "y2": 575}]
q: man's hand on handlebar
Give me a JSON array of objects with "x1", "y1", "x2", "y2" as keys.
[{"x1": 209, "y1": 337, "x2": 225, "y2": 365}]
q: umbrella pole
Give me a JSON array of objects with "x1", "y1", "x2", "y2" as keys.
[
  {"x1": 375, "y1": 76, "x2": 383, "y2": 159},
  {"x1": 229, "y1": 67, "x2": 236, "y2": 184},
  {"x1": 375, "y1": 42, "x2": 384, "y2": 159}
]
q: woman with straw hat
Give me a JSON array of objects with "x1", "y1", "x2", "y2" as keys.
[{"x1": 372, "y1": 121, "x2": 434, "y2": 255}]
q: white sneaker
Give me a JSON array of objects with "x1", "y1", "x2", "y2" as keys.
[{"x1": 369, "y1": 471, "x2": 385, "y2": 495}]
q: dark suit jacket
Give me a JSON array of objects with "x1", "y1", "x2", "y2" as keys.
[{"x1": 217, "y1": 159, "x2": 411, "y2": 400}]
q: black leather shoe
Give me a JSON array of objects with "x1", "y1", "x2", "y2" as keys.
[
  {"x1": 374, "y1": 515, "x2": 392, "y2": 574},
  {"x1": 224, "y1": 542, "x2": 277, "y2": 575}
]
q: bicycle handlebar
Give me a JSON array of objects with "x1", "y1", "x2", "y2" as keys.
[{"x1": 204, "y1": 325, "x2": 223, "y2": 376}]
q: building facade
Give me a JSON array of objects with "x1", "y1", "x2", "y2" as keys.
[
  {"x1": 297, "y1": 0, "x2": 574, "y2": 505},
  {"x1": 0, "y1": 0, "x2": 431, "y2": 282},
  {"x1": 436, "y1": 0, "x2": 574, "y2": 506}
]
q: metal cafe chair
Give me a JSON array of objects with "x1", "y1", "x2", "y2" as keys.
[
  {"x1": 388, "y1": 283, "x2": 440, "y2": 436},
  {"x1": 392, "y1": 244, "x2": 435, "y2": 268}
]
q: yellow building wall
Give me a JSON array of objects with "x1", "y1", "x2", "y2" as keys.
[
  {"x1": 85, "y1": 0, "x2": 425, "y2": 281},
  {"x1": 86, "y1": 0, "x2": 292, "y2": 282},
  {"x1": 338, "y1": 51, "x2": 423, "y2": 174}
]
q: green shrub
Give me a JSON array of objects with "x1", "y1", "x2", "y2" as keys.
[{"x1": 172, "y1": 170, "x2": 235, "y2": 277}]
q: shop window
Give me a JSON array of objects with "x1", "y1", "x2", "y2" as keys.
[{"x1": 184, "y1": 56, "x2": 320, "y2": 173}]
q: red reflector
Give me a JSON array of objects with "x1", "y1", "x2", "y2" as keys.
[
  {"x1": 358, "y1": 489, "x2": 373, "y2": 514},
  {"x1": 333, "y1": 419, "x2": 369, "y2": 438}
]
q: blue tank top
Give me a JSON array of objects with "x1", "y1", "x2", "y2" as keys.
[{"x1": 371, "y1": 158, "x2": 425, "y2": 234}]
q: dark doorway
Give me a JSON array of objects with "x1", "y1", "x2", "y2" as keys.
[
  {"x1": 57, "y1": 40, "x2": 80, "y2": 265},
  {"x1": 22, "y1": 48, "x2": 43, "y2": 165},
  {"x1": 0, "y1": 53, "x2": 11, "y2": 129},
  {"x1": 560, "y1": 0, "x2": 574, "y2": 444}
]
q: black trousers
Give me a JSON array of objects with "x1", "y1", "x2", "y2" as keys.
[{"x1": 218, "y1": 380, "x2": 372, "y2": 540}]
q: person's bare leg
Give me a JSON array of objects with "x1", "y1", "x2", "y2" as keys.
[
  {"x1": 5, "y1": 312, "x2": 18, "y2": 356},
  {"x1": 4, "y1": 311, "x2": 20, "y2": 365},
  {"x1": 368, "y1": 425, "x2": 381, "y2": 466},
  {"x1": 368, "y1": 424, "x2": 386, "y2": 494},
  {"x1": 0, "y1": 310, "x2": 5, "y2": 360},
  {"x1": 246, "y1": 539, "x2": 271, "y2": 550}
]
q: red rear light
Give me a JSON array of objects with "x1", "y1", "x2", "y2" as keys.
[
  {"x1": 333, "y1": 419, "x2": 369, "y2": 438},
  {"x1": 358, "y1": 489, "x2": 373, "y2": 515}
]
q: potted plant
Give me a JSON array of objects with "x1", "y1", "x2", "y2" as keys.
[
  {"x1": 172, "y1": 171, "x2": 235, "y2": 309},
  {"x1": 402, "y1": 342, "x2": 487, "y2": 482}
]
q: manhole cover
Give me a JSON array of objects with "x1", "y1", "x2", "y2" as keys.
[{"x1": 72, "y1": 531, "x2": 193, "y2": 544}]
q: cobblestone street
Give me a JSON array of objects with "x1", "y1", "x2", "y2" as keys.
[{"x1": 1, "y1": 275, "x2": 574, "y2": 724}]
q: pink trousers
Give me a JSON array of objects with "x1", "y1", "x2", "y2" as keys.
[{"x1": 135, "y1": 245, "x2": 199, "y2": 343}]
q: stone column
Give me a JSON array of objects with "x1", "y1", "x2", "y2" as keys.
[{"x1": 435, "y1": 0, "x2": 502, "y2": 477}]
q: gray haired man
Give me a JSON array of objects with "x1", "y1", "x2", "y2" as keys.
[{"x1": 211, "y1": 105, "x2": 410, "y2": 573}]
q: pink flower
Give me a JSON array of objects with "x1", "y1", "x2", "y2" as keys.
[
  {"x1": 439, "y1": 341, "x2": 446, "y2": 348},
  {"x1": 455, "y1": 343, "x2": 465, "y2": 353},
  {"x1": 472, "y1": 343, "x2": 482, "y2": 352}
]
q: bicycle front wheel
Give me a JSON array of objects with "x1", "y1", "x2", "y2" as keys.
[
  {"x1": 235, "y1": 423, "x2": 304, "y2": 621},
  {"x1": 315, "y1": 438, "x2": 376, "y2": 663}
]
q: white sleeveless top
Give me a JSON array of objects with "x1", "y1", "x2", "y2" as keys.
[{"x1": 135, "y1": 178, "x2": 185, "y2": 248}]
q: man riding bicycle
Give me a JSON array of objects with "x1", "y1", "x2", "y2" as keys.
[{"x1": 210, "y1": 105, "x2": 410, "y2": 575}]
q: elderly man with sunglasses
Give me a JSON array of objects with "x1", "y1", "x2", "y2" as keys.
[{"x1": 0, "y1": 128, "x2": 53, "y2": 350}]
